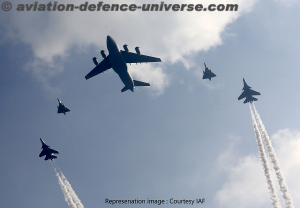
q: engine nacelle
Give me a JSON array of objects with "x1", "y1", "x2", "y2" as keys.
[
  {"x1": 135, "y1": 47, "x2": 141, "y2": 55},
  {"x1": 92, "y1": 57, "x2": 99, "y2": 66},
  {"x1": 101, "y1": 50, "x2": 107, "y2": 59},
  {"x1": 123, "y1": 44, "x2": 129, "y2": 53}
]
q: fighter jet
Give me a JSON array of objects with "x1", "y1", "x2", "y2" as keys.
[
  {"x1": 38, "y1": 138, "x2": 59, "y2": 161},
  {"x1": 202, "y1": 63, "x2": 216, "y2": 81},
  {"x1": 57, "y1": 98, "x2": 70, "y2": 115},
  {"x1": 85, "y1": 36, "x2": 162, "y2": 92},
  {"x1": 238, "y1": 78, "x2": 261, "y2": 104}
]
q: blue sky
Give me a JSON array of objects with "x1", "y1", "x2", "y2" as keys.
[{"x1": 1, "y1": 0, "x2": 300, "y2": 207}]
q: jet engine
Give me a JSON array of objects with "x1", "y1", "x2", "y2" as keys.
[
  {"x1": 92, "y1": 57, "x2": 99, "y2": 66},
  {"x1": 123, "y1": 44, "x2": 129, "y2": 53},
  {"x1": 135, "y1": 47, "x2": 141, "y2": 55},
  {"x1": 101, "y1": 50, "x2": 107, "y2": 58}
]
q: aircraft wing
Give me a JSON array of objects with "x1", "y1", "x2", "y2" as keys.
[
  {"x1": 238, "y1": 91, "x2": 246, "y2": 100},
  {"x1": 202, "y1": 75, "x2": 209, "y2": 79},
  {"x1": 48, "y1": 148, "x2": 59, "y2": 154},
  {"x1": 120, "y1": 51, "x2": 161, "y2": 63},
  {"x1": 250, "y1": 89, "x2": 260, "y2": 96},
  {"x1": 203, "y1": 72, "x2": 216, "y2": 80},
  {"x1": 65, "y1": 108, "x2": 70, "y2": 112},
  {"x1": 85, "y1": 56, "x2": 112, "y2": 80},
  {"x1": 39, "y1": 149, "x2": 46, "y2": 157}
]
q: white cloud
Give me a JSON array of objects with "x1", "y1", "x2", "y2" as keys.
[
  {"x1": 215, "y1": 129, "x2": 300, "y2": 208},
  {"x1": 4, "y1": 0, "x2": 257, "y2": 94},
  {"x1": 216, "y1": 155, "x2": 270, "y2": 208},
  {"x1": 129, "y1": 64, "x2": 170, "y2": 96}
]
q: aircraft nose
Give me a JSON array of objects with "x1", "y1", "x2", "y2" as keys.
[
  {"x1": 107, "y1": 35, "x2": 113, "y2": 44},
  {"x1": 106, "y1": 35, "x2": 115, "y2": 50}
]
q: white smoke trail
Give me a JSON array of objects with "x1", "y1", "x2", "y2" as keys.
[
  {"x1": 249, "y1": 104, "x2": 282, "y2": 208},
  {"x1": 60, "y1": 173, "x2": 85, "y2": 208},
  {"x1": 53, "y1": 161, "x2": 85, "y2": 208},
  {"x1": 51, "y1": 162, "x2": 77, "y2": 208},
  {"x1": 252, "y1": 104, "x2": 294, "y2": 208}
]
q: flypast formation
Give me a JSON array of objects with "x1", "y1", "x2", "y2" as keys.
[
  {"x1": 37, "y1": 35, "x2": 296, "y2": 208},
  {"x1": 42, "y1": 36, "x2": 263, "y2": 163}
]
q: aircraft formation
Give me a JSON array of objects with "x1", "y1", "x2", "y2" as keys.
[
  {"x1": 34, "y1": 35, "x2": 287, "y2": 208},
  {"x1": 39, "y1": 35, "x2": 261, "y2": 160}
]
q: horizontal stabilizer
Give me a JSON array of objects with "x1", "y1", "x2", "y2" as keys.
[
  {"x1": 121, "y1": 86, "x2": 129, "y2": 92},
  {"x1": 133, "y1": 80, "x2": 150, "y2": 87}
]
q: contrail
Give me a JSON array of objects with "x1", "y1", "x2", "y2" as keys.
[
  {"x1": 51, "y1": 161, "x2": 77, "y2": 208},
  {"x1": 216, "y1": 77, "x2": 225, "y2": 101},
  {"x1": 58, "y1": 114, "x2": 79, "y2": 150},
  {"x1": 71, "y1": 112, "x2": 87, "y2": 146},
  {"x1": 252, "y1": 104, "x2": 294, "y2": 208},
  {"x1": 249, "y1": 104, "x2": 282, "y2": 208},
  {"x1": 202, "y1": 80, "x2": 218, "y2": 116}
]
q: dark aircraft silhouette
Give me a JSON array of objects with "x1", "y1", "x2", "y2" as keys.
[
  {"x1": 85, "y1": 36, "x2": 162, "y2": 92},
  {"x1": 238, "y1": 78, "x2": 261, "y2": 103},
  {"x1": 39, "y1": 138, "x2": 59, "y2": 161},
  {"x1": 57, "y1": 98, "x2": 70, "y2": 115},
  {"x1": 202, "y1": 63, "x2": 216, "y2": 81}
]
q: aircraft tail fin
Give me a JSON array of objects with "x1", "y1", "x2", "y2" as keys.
[{"x1": 133, "y1": 80, "x2": 150, "y2": 87}]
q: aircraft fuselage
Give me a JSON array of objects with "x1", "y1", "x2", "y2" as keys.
[{"x1": 107, "y1": 36, "x2": 134, "y2": 92}]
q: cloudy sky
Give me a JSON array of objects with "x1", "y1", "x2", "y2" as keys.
[{"x1": 1, "y1": 0, "x2": 300, "y2": 207}]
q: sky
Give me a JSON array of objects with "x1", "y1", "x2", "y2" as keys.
[{"x1": 1, "y1": 0, "x2": 300, "y2": 207}]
